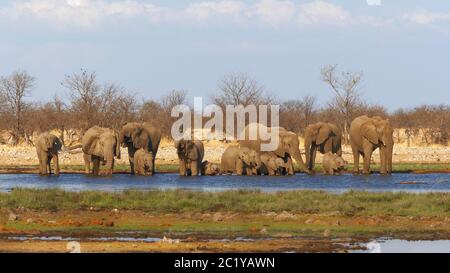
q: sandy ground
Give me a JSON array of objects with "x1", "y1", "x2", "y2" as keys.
[{"x1": 0, "y1": 139, "x2": 449, "y2": 167}]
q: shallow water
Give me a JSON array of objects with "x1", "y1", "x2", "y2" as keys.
[
  {"x1": 351, "y1": 239, "x2": 450, "y2": 253},
  {"x1": 0, "y1": 173, "x2": 449, "y2": 193}
]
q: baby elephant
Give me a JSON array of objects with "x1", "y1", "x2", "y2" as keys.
[
  {"x1": 221, "y1": 146, "x2": 261, "y2": 175},
  {"x1": 134, "y1": 148, "x2": 154, "y2": 176},
  {"x1": 322, "y1": 153, "x2": 347, "y2": 175},
  {"x1": 260, "y1": 153, "x2": 291, "y2": 176},
  {"x1": 201, "y1": 161, "x2": 221, "y2": 176}
]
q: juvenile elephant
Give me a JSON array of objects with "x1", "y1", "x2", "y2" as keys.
[
  {"x1": 134, "y1": 148, "x2": 153, "y2": 176},
  {"x1": 82, "y1": 126, "x2": 121, "y2": 176},
  {"x1": 304, "y1": 122, "x2": 342, "y2": 171},
  {"x1": 175, "y1": 140, "x2": 204, "y2": 176},
  {"x1": 221, "y1": 146, "x2": 261, "y2": 175},
  {"x1": 322, "y1": 153, "x2": 347, "y2": 175},
  {"x1": 201, "y1": 161, "x2": 220, "y2": 176},
  {"x1": 259, "y1": 153, "x2": 291, "y2": 176},
  {"x1": 349, "y1": 115, "x2": 394, "y2": 175},
  {"x1": 35, "y1": 132, "x2": 62, "y2": 176},
  {"x1": 119, "y1": 122, "x2": 161, "y2": 174},
  {"x1": 239, "y1": 123, "x2": 308, "y2": 174}
]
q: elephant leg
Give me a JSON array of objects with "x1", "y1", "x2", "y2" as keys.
[
  {"x1": 83, "y1": 154, "x2": 91, "y2": 174},
  {"x1": 247, "y1": 167, "x2": 254, "y2": 176},
  {"x1": 351, "y1": 147, "x2": 360, "y2": 174},
  {"x1": 179, "y1": 159, "x2": 186, "y2": 176},
  {"x1": 152, "y1": 157, "x2": 156, "y2": 174},
  {"x1": 235, "y1": 160, "x2": 244, "y2": 175},
  {"x1": 106, "y1": 159, "x2": 114, "y2": 176},
  {"x1": 46, "y1": 154, "x2": 52, "y2": 175},
  {"x1": 129, "y1": 158, "x2": 135, "y2": 175},
  {"x1": 286, "y1": 157, "x2": 294, "y2": 175},
  {"x1": 379, "y1": 147, "x2": 387, "y2": 175},
  {"x1": 41, "y1": 155, "x2": 49, "y2": 175},
  {"x1": 37, "y1": 153, "x2": 44, "y2": 175},
  {"x1": 311, "y1": 149, "x2": 317, "y2": 171},
  {"x1": 53, "y1": 154, "x2": 60, "y2": 176},
  {"x1": 190, "y1": 161, "x2": 199, "y2": 176},
  {"x1": 128, "y1": 146, "x2": 136, "y2": 175},
  {"x1": 92, "y1": 158, "x2": 100, "y2": 176},
  {"x1": 362, "y1": 147, "x2": 373, "y2": 175}
]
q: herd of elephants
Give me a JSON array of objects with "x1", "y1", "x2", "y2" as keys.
[{"x1": 34, "y1": 115, "x2": 394, "y2": 177}]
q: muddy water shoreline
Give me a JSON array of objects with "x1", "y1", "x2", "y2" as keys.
[{"x1": 1, "y1": 212, "x2": 449, "y2": 253}]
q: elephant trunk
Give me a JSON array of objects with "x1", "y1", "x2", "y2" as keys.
[
  {"x1": 387, "y1": 143, "x2": 393, "y2": 174},
  {"x1": 290, "y1": 147, "x2": 308, "y2": 173},
  {"x1": 104, "y1": 150, "x2": 115, "y2": 175},
  {"x1": 304, "y1": 138, "x2": 313, "y2": 171}
]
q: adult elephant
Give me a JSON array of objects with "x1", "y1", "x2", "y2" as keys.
[
  {"x1": 35, "y1": 132, "x2": 63, "y2": 176},
  {"x1": 82, "y1": 126, "x2": 121, "y2": 176},
  {"x1": 239, "y1": 123, "x2": 309, "y2": 174},
  {"x1": 304, "y1": 122, "x2": 342, "y2": 171},
  {"x1": 119, "y1": 122, "x2": 161, "y2": 174},
  {"x1": 175, "y1": 140, "x2": 204, "y2": 176},
  {"x1": 349, "y1": 115, "x2": 394, "y2": 175}
]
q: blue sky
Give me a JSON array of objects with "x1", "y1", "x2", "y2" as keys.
[{"x1": 1, "y1": 0, "x2": 450, "y2": 111}]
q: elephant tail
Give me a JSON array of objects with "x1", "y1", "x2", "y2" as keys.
[{"x1": 61, "y1": 144, "x2": 83, "y2": 154}]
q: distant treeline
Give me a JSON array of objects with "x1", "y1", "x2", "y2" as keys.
[{"x1": 0, "y1": 68, "x2": 449, "y2": 146}]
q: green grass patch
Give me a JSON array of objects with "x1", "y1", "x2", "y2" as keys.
[{"x1": 1, "y1": 188, "x2": 448, "y2": 217}]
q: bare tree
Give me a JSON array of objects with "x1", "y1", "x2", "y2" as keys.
[
  {"x1": 321, "y1": 65, "x2": 364, "y2": 143},
  {"x1": 211, "y1": 73, "x2": 273, "y2": 107},
  {"x1": 161, "y1": 90, "x2": 187, "y2": 114},
  {"x1": 0, "y1": 70, "x2": 35, "y2": 144},
  {"x1": 62, "y1": 69, "x2": 128, "y2": 130},
  {"x1": 280, "y1": 95, "x2": 317, "y2": 133}
]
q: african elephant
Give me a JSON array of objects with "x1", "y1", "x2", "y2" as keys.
[
  {"x1": 239, "y1": 123, "x2": 308, "y2": 174},
  {"x1": 259, "y1": 153, "x2": 291, "y2": 176},
  {"x1": 119, "y1": 122, "x2": 161, "y2": 174},
  {"x1": 175, "y1": 140, "x2": 204, "y2": 176},
  {"x1": 322, "y1": 153, "x2": 347, "y2": 175},
  {"x1": 82, "y1": 126, "x2": 121, "y2": 176},
  {"x1": 221, "y1": 146, "x2": 261, "y2": 175},
  {"x1": 134, "y1": 148, "x2": 153, "y2": 176},
  {"x1": 349, "y1": 115, "x2": 394, "y2": 175},
  {"x1": 201, "y1": 161, "x2": 221, "y2": 176},
  {"x1": 35, "y1": 132, "x2": 62, "y2": 176},
  {"x1": 304, "y1": 122, "x2": 342, "y2": 171}
]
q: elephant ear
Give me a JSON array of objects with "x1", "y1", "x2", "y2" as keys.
[
  {"x1": 187, "y1": 142, "x2": 199, "y2": 160},
  {"x1": 316, "y1": 125, "x2": 331, "y2": 145},
  {"x1": 37, "y1": 134, "x2": 49, "y2": 152},
  {"x1": 50, "y1": 135, "x2": 63, "y2": 151},
  {"x1": 361, "y1": 121, "x2": 379, "y2": 145},
  {"x1": 83, "y1": 132, "x2": 103, "y2": 157},
  {"x1": 131, "y1": 128, "x2": 143, "y2": 149}
]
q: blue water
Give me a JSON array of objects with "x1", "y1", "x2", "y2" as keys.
[{"x1": 0, "y1": 173, "x2": 449, "y2": 193}]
